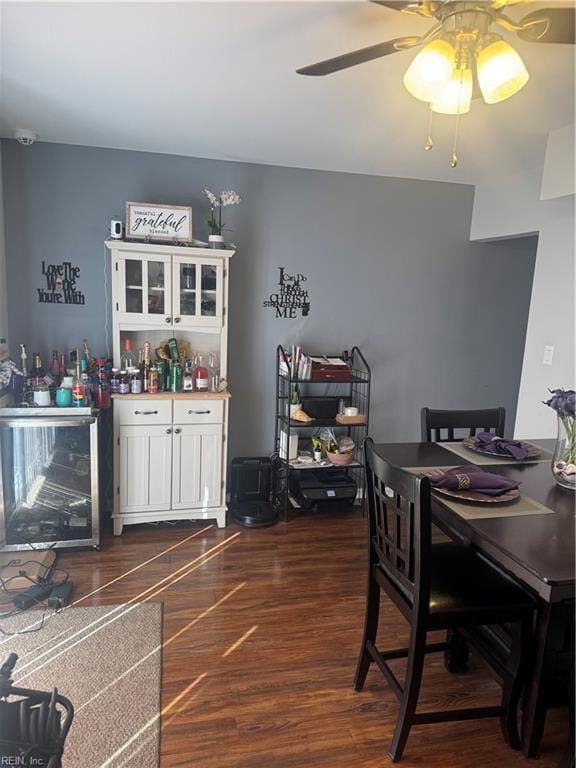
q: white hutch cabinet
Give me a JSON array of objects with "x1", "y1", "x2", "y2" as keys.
[{"x1": 106, "y1": 240, "x2": 234, "y2": 533}]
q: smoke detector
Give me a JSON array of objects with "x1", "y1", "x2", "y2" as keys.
[{"x1": 14, "y1": 129, "x2": 38, "y2": 146}]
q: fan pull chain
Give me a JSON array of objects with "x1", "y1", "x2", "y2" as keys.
[
  {"x1": 450, "y1": 65, "x2": 465, "y2": 167},
  {"x1": 424, "y1": 107, "x2": 434, "y2": 151},
  {"x1": 450, "y1": 111, "x2": 461, "y2": 167}
]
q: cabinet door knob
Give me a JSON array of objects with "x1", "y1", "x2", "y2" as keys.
[
  {"x1": 165, "y1": 317, "x2": 172, "y2": 324},
  {"x1": 174, "y1": 428, "x2": 181, "y2": 434},
  {"x1": 174, "y1": 317, "x2": 181, "y2": 324},
  {"x1": 166, "y1": 428, "x2": 172, "y2": 434}
]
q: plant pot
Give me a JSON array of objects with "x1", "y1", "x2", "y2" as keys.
[
  {"x1": 551, "y1": 414, "x2": 576, "y2": 491},
  {"x1": 208, "y1": 234, "x2": 224, "y2": 248}
]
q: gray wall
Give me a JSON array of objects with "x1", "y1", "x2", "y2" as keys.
[{"x1": 1, "y1": 140, "x2": 537, "y2": 456}]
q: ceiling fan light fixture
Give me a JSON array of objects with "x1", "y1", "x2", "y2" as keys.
[
  {"x1": 477, "y1": 38, "x2": 529, "y2": 104},
  {"x1": 431, "y1": 65, "x2": 473, "y2": 114},
  {"x1": 403, "y1": 38, "x2": 455, "y2": 102}
]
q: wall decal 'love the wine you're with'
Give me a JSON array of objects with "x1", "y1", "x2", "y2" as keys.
[{"x1": 37, "y1": 261, "x2": 86, "y2": 305}]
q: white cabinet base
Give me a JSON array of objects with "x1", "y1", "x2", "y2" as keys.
[
  {"x1": 112, "y1": 505, "x2": 227, "y2": 535},
  {"x1": 107, "y1": 240, "x2": 234, "y2": 538}
]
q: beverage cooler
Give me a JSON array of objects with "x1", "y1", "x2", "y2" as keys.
[{"x1": 0, "y1": 408, "x2": 100, "y2": 551}]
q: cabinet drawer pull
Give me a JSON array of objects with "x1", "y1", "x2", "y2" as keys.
[
  {"x1": 174, "y1": 428, "x2": 181, "y2": 434},
  {"x1": 188, "y1": 409, "x2": 210, "y2": 415},
  {"x1": 134, "y1": 410, "x2": 158, "y2": 415}
]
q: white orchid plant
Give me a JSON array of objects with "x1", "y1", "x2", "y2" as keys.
[{"x1": 203, "y1": 189, "x2": 242, "y2": 236}]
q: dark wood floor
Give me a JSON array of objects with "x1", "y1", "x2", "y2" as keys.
[{"x1": 55, "y1": 512, "x2": 567, "y2": 767}]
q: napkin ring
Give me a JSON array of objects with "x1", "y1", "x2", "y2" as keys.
[{"x1": 455, "y1": 473, "x2": 471, "y2": 490}]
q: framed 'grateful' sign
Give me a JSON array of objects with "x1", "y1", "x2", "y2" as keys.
[{"x1": 125, "y1": 202, "x2": 193, "y2": 243}]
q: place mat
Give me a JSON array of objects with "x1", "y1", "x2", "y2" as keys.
[
  {"x1": 404, "y1": 465, "x2": 460, "y2": 474},
  {"x1": 403, "y1": 466, "x2": 556, "y2": 519},
  {"x1": 438, "y1": 440, "x2": 553, "y2": 466},
  {"x1": 432, "y1": 492, "x2": 556, "y2": 520}
]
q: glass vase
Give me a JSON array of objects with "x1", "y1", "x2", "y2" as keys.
[{"x1": 551, "y1": 414, "x2": 576, "y2": 491}]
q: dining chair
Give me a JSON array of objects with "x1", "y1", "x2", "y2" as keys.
[
  {"x1": 421, "y1": 406, "x2": 506, "y2": 442},
  {"x1": 354, "y1": 438, "x2": 535, "y2": 762}
]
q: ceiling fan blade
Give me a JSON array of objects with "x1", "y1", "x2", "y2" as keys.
[
  {"x1": 371, "y1": 1, "x2": 415, "y2": 9},
  {"x1": 517, "y1": 7, "x2": 575, "y2": 44},
  {"x1": 297, "y1": 36, "x2": 422, "y2": 76},
  {"x1": 371, "y1": 0, "x2": 440, "y2": 16}
]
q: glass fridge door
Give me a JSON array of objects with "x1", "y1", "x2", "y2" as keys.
[{"x1": 0, "y1": 416, "x2": 99, "y2": 550}]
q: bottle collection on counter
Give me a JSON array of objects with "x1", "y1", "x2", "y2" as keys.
[{"x1": 15, "y1": 336, "x2": 224, "y2": 409}]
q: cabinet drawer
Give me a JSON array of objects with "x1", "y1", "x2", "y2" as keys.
[
  {"x1": 173, "y1": 399, "x2": 224, "y2": 424},
  {"x1": 116, "y1": 399, "x2": 173, "y2": 425}
]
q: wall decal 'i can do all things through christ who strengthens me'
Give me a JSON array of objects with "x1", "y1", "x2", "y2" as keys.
[{"x1": 37, "y1": 261, "x2": 86, "y2": 305}]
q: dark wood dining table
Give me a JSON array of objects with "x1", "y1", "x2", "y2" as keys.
[{"x1": 374, "y1": 439, "x2": 575, "y2": 759}]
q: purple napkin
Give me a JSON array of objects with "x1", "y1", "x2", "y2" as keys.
[
  {"x1": 475, "y1": 432, "x2": 528, "y2": 461},
  {"x1": 427, "y1": 465, "x2": 521, "y2": 496}
]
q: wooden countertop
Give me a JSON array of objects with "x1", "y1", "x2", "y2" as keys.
[{"x1": 111, "y1": 391, "x2": 231, "y2": 400}]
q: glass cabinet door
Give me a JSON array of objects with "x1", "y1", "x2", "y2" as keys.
[
  {"x1": 175, "y1": 261, "x2": 197, "y2": 323},
  {"x1": 200, "y1": 265, "x2": 218, "y2": 319},
  {"x1": 118, "y1": 253, "x2": 172, "y2": 326},
  {"x1": 172, "y1": 257, "x2": 222, "y2": 327}
]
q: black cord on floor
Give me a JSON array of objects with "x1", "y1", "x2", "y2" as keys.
[{"x1": 0, "y1": 556, "x2": 69, "y2": 637}]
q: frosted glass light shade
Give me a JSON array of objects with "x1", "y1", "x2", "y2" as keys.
[
  {"x1": 431, "y1": 67, "x2": 473, "y2": 114},
  {"x1": 477, "y1": 39, "x2": 529, "y2": 104},
  {"x1": 403, "y1": 39, "x2": 455, "y2": 102}
]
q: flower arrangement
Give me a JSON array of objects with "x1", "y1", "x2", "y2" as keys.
[
  {"x1": 203, "y1": 189, "x2": 242, "y2": 237},
  {"x1": 544, "y1": 388, "x2": 576, "y2": 489}
]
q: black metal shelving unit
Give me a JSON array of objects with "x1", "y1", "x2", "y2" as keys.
[{"x1": 273, "y1": 345, "x2": 371, "y2": 521}]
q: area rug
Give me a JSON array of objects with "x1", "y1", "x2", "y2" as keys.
[{"x1": 0, "y1": 602, "x2": 162, "y2": 768}]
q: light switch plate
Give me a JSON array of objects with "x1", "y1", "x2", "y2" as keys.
[{"x1": 543, "y1": 345, "x2": 554, "y2": 366}]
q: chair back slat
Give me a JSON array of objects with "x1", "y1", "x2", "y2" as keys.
[
  {"x1": 421, "y1": 407, "x2": 506, "y2": 443},
  {"x1": 364, "y1": 438, "x2": 431, "y2": 608}
]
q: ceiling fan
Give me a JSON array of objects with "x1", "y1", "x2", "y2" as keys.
[{"x1": 297, "y1": 0, "x2": 575, "y2": 166}]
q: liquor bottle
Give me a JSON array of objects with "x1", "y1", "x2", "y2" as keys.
[
  {"x1": 93, "y1": 360, "x2": 111, "y2": 409},
  {"x1": 148, "y1": 366, "x2": 159, "y2": 394},
  {"x1": 168, "y1": 338, "x2": 180, "y2": 361},
  {"x1": 120, "y1": 338, "x2": 135, "y2": 370},
  {"x1": 208, "y1": 352, "x2": 220, "y2": 391},
  {"x1": 72, "y1": 361, "x2": 86, "y2": 407},
  {"x1": 59, "y1": 352, "x2": 67, "y2": 376},
  {"x1": 129, "y1": 367, "x2": 142, "y2": 394},
  {"x1": 94, "y1": 377, "x2": 111, "y2": 409},
  {"x1": 171, "y1": 361, "x2": 182, "y2": 392},
  {"x1": 182, "y1": 360, "x2": 194, "y2": 391},
  {"x1": 141, "y1": 341, "x2": 151, "y2": 392},
  {"x1": 193, "y1": 354, "x2": 209, "y2": 392},
  {"x1": 50, "y1": 350, "x2": 61, "y2": 383},
  {"x1": 19, "y1": 344, "x2": 28, "y2": 378},
  {"x1": 69, "y1": 349, "x2": 78, "y2": 378},
  {"x1": 82, "y1": 338, "x2": 92, "y2": 369},
  {"x1": 30, "y1": 353, "x2": 46, "y2": 387},
  {"x1": 80, "y1": 358, "x2": 92, "y2": 406}
]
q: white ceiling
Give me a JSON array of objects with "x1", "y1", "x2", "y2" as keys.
[{"x1": 0, "y1": 1, "x2": 574, "y2": 184}]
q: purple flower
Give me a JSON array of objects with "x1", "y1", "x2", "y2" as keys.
[{"x1": 544, "y1": 388, "x2": 576, "y2": 418}]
